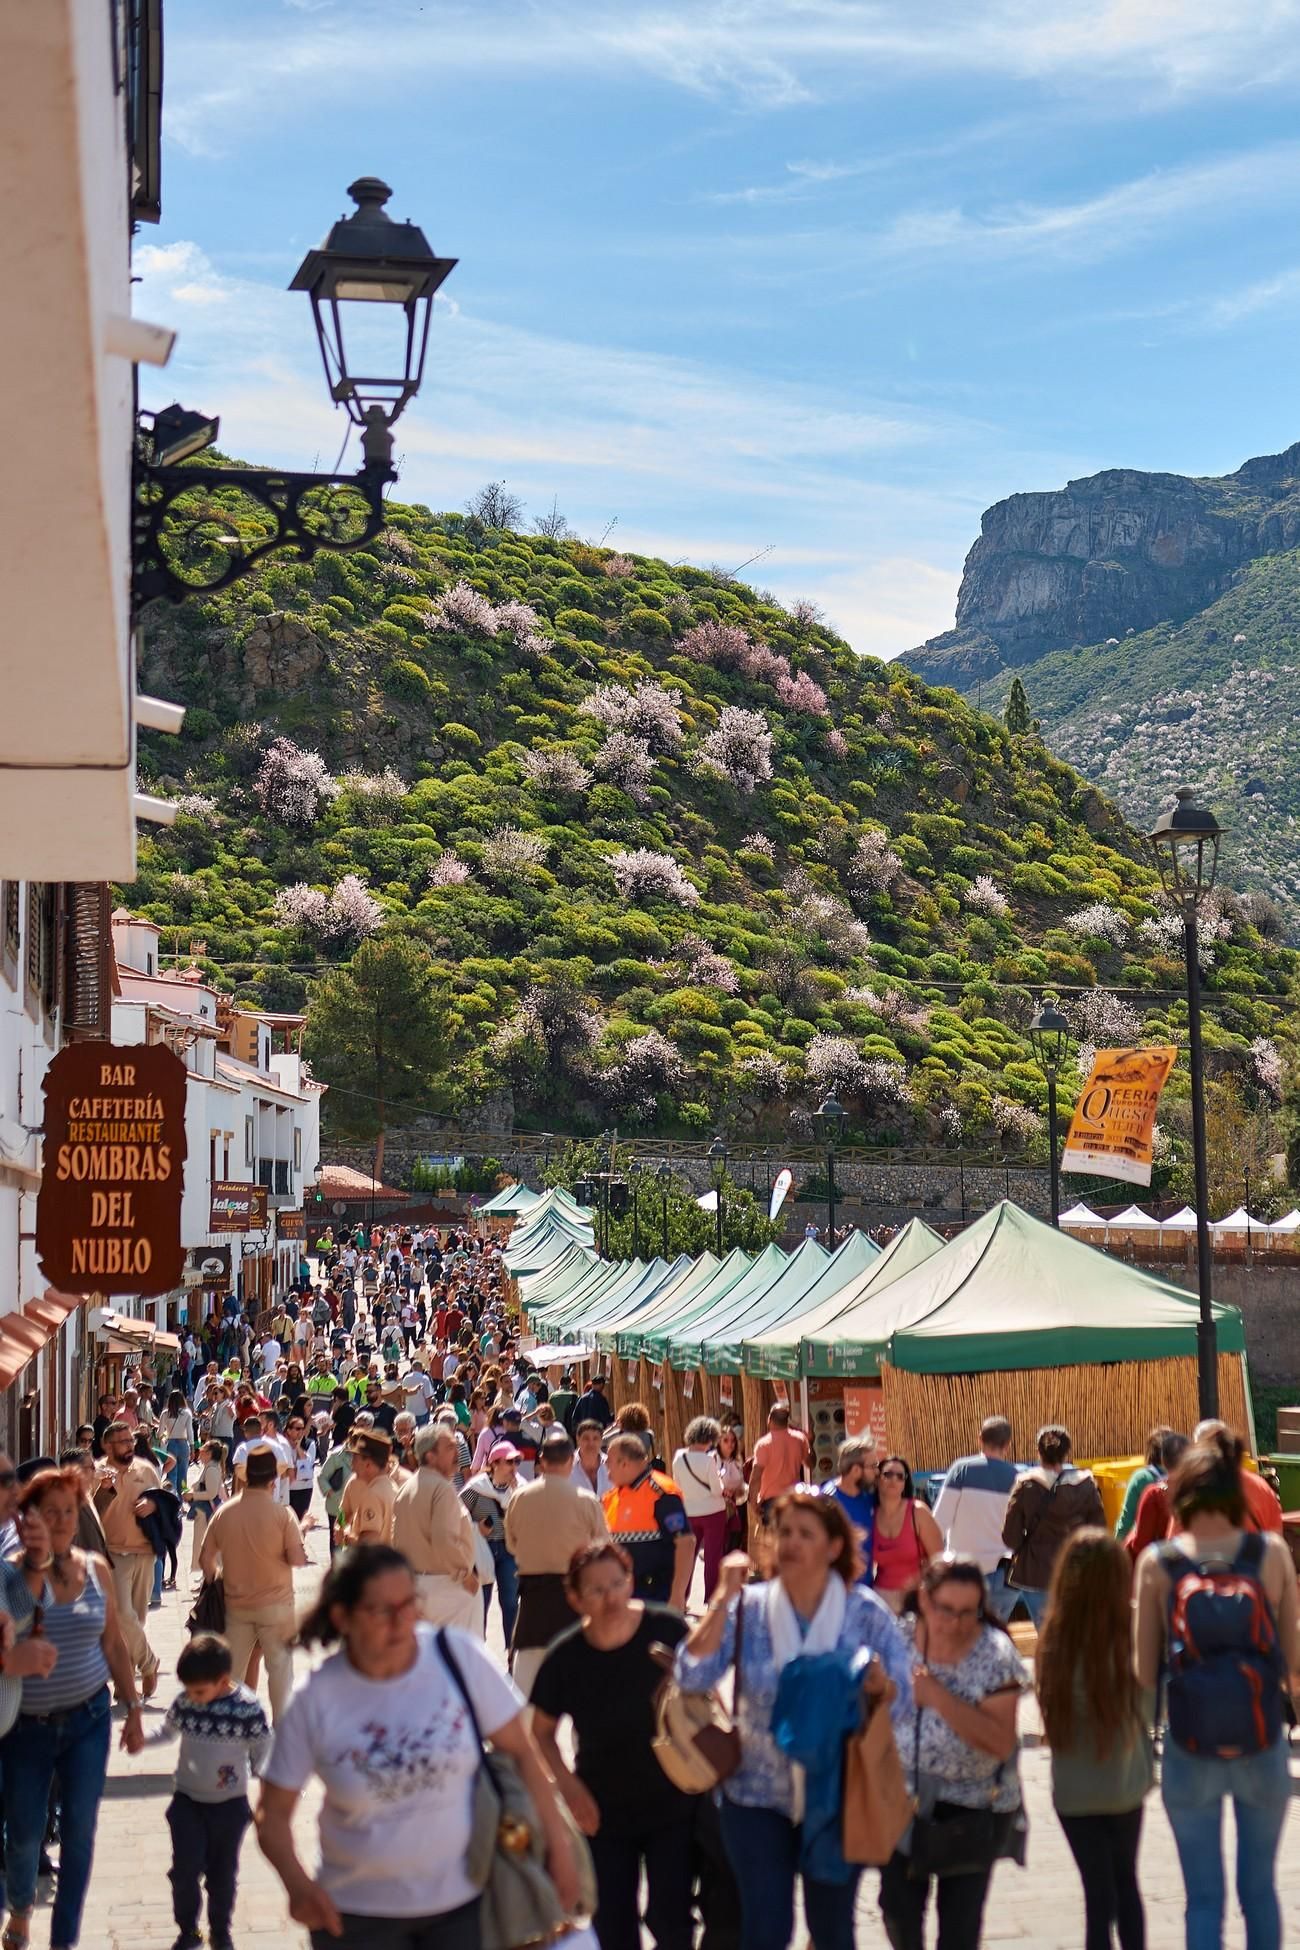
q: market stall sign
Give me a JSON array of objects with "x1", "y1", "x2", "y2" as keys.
[
  {"x1": 1061, "y1": 1045, "x2": 1177, "y2": 1187},
  {"x1": 210, "y1": 1181, "x2": 268, "y2": 1231},
  {"x1": 36, "y1": 1042, "x2": 187, "y2": 1297}
]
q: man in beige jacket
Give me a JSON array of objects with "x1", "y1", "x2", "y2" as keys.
[
  {"x1": 393, "y1": 1425, "x2": 481, "y2": 1631},
  {"x1": 505, "y1": 1432, "x2": 608, "y2": 1695}
]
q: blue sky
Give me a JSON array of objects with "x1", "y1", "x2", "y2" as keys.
[{"x1": 139, "y1": 0, "x2": 1300, "y2": 658}]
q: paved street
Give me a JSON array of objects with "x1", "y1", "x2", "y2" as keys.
[{"x1": 64, "y1": 1506, "x2": 1300, "y2": 1950}]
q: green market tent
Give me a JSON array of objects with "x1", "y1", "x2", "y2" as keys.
[
  {"x1": 504, "y1": 1204, "x2": 596, "y2": 1278},
  {"x1": 557, "y1": 1255, "x2": 694, "y2": 1342},
  {"x1": 672, "y1": 1240, "x2": 833, "y2": 1375},
  {"x1": 595, "y1": 1253, "x2": 723, "y2": 1355},
  {"x1": 478, "y1": 1183, "x2": 543, "y2": 1217},
  {"x1": 884, "y1": 1200, "x2": 1246, "y2": 1374},
  {"x1": 522, "y1": 1246, "x2": 624, "y2": 1319},
  {"x1": 796, "y1": 1220, "x2": 950, "y2": 1377},
  {"x1": 741, "y1": 1222, "x2": 934, "y2": 1379},
  {"x1": 533, "y1": 1256, "x2": 661, "y2": 1339},
  {"x1": 618, "y1": 1249, "x2": 754, "y2": 1360},
  {"x1": 516, "y1": 1245, "x2": 601, "y2": 1319},
  {"x1": 663, "y1": 1243, "x2": 797, "y2": 1370},
  {"x1": 704, "y1": 1236, "x2": 847, "y2": 1375}
]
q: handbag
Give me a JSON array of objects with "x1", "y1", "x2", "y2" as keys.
[
  {"x1": 186, "y1": 1576, "x2": 227, "y2": 1636},
  {"x1": 650, "y1": 1591, "x2": 744, "y2": 1795},
  {"x1": 842, "y1": 1679, "x2": 915, "y2": 1866},
  {"x1": 438, "y1": 1630, "x2": 596, "y2": 1950}
]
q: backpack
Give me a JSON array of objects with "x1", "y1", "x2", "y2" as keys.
[{"x1": 1158, "y1": 1532, "x2": 1285, "y2": 1758}]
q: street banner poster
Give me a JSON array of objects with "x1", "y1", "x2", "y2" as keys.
[
  {"x1": 1061, "y1": 1045, "x2": 1177, "y2": 1187},
  {"x1": 696, "y1": 1188, "x2": 719, "y2": 1211},
  {"x1": 627, "y1": 1359, "x2": 638, "y2": 1384},
  {"x1": 718, "y1": 1373, "x2": 734, "y2": 1408},
  {"x1": 772, "y1": 1378, "x2": 789, "y2": 1406},
  {"x1": 188, "y1": 1245, "x2": 232, "y2": 1292},
  {"x1": 769, "y1": 1167, "x2": 794, "y2": 1221},
  {"x1": 682, "y1": 1370, "x2": 695, "y2": 1398},
  {"x1": 210, "y1": 1181, "x2": 268, "y2": 1232},
  {"x1": 842, "y1": 1382, "x2": 888, "y2": 1455},
  {"x1": 36, "y1": 1041, "x2": 188, "y2": 1297}
]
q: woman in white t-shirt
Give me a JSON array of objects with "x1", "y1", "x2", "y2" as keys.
[
  {"x1": 256, "y1": 1542, "x2": 580, "y2": 1949},
  {"x1": 672, "y1": 1415, "x2": 728, "y2": 1602}
]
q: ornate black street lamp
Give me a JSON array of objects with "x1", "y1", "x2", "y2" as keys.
[
  {"x1": 1028, "y1": 994, "x2": 1071, "y2": 1227},
  {"x1": 132, "y1": 178, "x2": 455, "y2": 612},
  {"x1": 707, "y1": 1136, "x2": 728, "y2": 1258},
  {"x1": 658, "y1": 1160, "x2": 672, "y2": 1258},
  {"x1": 811, "y1": 1093, "x2": 847, "y2": 1246},
  {"x1": 1148, "y1": 786, "x2": 1223, "y2": 1419}
]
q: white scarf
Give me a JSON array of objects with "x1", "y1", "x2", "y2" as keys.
[{"x1": 766, "y1": 1574, "x2": 847, "y2": 1823}]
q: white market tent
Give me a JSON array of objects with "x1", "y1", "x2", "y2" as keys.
[
  {"x1": 1212, "y1": 1207, "x2": 1262, "y2": 1234},
  {"x1": 1108, "y1": 1203, "x2": 1164, "y2": 1231},
  {"x1": 1058, "y1": 1201, "x2": 1104, "y2": 1230},
  {"x1": 1160, "y1": 1206, "x2": 1199, "y2": 1232},
  {"x1": 1270, "y1": 1210, "x2": 1300, "y2": 1233}
]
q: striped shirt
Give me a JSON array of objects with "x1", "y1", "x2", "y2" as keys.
[{"x1": 9, "y1": 1562, "x2": 110, "y2": 1713}]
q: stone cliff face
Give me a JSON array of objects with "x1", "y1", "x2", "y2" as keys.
[{"x1": 905, "y1": 442, "x2": 1300, "y2": 688}]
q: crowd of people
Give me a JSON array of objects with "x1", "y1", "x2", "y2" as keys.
[{"x1": 0, "y1": 1219, "x2": 1292, "y2": 1950}]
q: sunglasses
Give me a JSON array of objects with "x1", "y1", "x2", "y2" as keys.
[{"x1": 879, "y1": 1469, "x2": 907, "y2": 1481}]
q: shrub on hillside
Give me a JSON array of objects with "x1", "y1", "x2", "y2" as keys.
[
  {"x1": 609, "y1": 849, "x2": 700, "y2": 908},
  {"x1": 252, "y1": 737, "x2": 339, "y2": 827},
  {"x1": 697, "y1": 706, "x2": 773, "y2": 793}
]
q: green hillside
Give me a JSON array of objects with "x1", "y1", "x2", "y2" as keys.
[
  {"x1": 128, "y1": 493, "x2": 1299, "y2": 1163},
  {"x1": 982, "y1": 550, "x2": 1300, "y2": 931}
]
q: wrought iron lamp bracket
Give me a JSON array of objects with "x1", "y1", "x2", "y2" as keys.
[{"x1": 131, "y1": 454, "x2": 395, "y2": 614}]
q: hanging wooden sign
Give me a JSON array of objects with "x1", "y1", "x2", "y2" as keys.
[{"x1": 37, "y1": 1041, "x2": 188, "y2": 1297}]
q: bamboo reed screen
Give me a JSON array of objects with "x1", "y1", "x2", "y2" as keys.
[{"x1": 879, "y1": 1352, "x2": 1250, "y2": 1473}]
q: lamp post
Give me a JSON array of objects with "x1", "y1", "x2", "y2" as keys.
[
  {"x1": 1028, "y1": 994, "x2": 1071, "y2": 1227},
  {"x1": 1148, "y1": 785, "x2": 1223, "y2": 1420},
  {"x1": 595, "y1": 1133, "x2": 613, "y2": 1257},
  {"x1": 708, "y1": 1136, "x2": 728, "y2": 1258},
  {"x1": 811, "y1": 1093, "x2": 847, "y2": 1247},
  {"x1": 133, "y1": 178, "x2": 455, "y2": 611},
  {"x1": 629, "y1": 1160, "x2": 642, "y2": 1259},
  {"x1": 541, "y1": 1131, "x2": 554, "y2": 1182},
  {"x1": 658, "y1": 1160, "x2": 672, "y2": 1258}
]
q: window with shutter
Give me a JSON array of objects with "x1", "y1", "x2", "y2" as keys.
[
  {"x1": 63, "y1": 884, "x2": 112, "y2": 1039},
  {"x1": 25, "y1": 884, "x2": 42, "y2": 999},
  {"x1": 1, "y1": 882, "x2": 18, "y2": 983}
]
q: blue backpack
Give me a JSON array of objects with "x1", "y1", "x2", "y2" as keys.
[{"x1": 1158, "y1": 1532, "x2": 1285, "y2": 1758}]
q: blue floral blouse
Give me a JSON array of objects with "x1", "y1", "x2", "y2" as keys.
[{"x1": 674, "y1": 1581, "x2": 914, "y2": 1817}]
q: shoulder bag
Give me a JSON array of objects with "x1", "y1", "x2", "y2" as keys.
[
  {"x1": 650, "y1": 1590, "x2": 744, "y2": 1794},
  {"x1": 842, "y1": 1677, "x2": 915, "y2": 1866},
  {"x1": 438, "y1": 1629, "x2": 596, "y2": 1950},
  {"x1": 187, "y1": 1575, "x2": 226, "y2": 1636}
]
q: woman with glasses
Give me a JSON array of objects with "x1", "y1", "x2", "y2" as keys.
[
  {"x1": 256, "y1": 1543, "x2": 580, "y2": 1950},
  {"x1": 872, "y1": 1456, "x2": 942, "y2": 1614},
  {"x1": 283, "y1": 1415, "x2": 319, "y2": 1527},
  {"x1": 879, "y1": 1554, "x2": 1028, "y2": 1950}
]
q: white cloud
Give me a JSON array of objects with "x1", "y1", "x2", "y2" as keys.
[
  {"x1": 133, "y1": 238, "x2": 972, "y2": 656},
  {"x1": 165, "y1": 1, "x2": 1300, "y2": 152}
]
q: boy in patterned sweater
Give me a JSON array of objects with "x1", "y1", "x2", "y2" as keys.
[{"x1": 148, "y1": 1632, "x2": 272, "y2": 1950}]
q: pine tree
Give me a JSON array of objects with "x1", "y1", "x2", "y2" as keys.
[
  {"x1": 303, "y1": 936, "x2": 451, "y2": 1182},
  {"x1": 1004, "y1": 676, "x2": 1031, "y2": 735}
]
